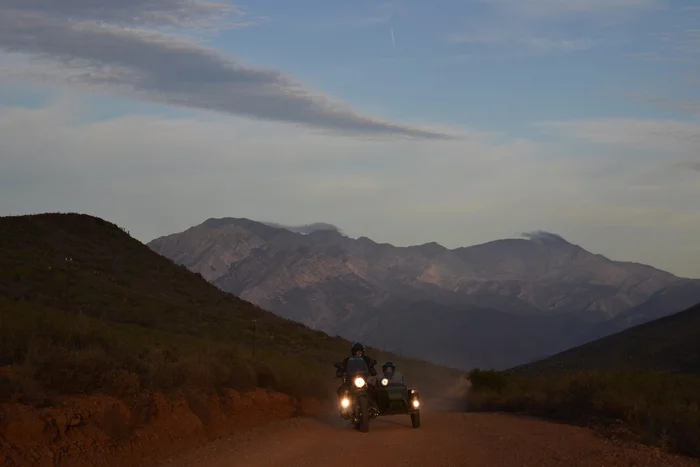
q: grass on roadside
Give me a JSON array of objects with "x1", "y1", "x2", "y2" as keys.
[{"x1": 467, "y1": 368, "x2": 700, "y2": 459}]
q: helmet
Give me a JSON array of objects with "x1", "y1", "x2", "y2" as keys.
[
  {"x1": 351, "y1": 342, "x2": 366, "y2": 356},
  {"x1": 382, "y1": 361, "x2": 396, "y2": 373}
]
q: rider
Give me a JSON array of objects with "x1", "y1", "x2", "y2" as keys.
[
  {"x1": 336, "y1": 342, "x2": 377, "y2": 401},
  {"x1": 380, "y1": 361, "x2": 404, "y2": 384},
  {"x1": 338, "y1": 342, "x2": 377, "y2": 375}
]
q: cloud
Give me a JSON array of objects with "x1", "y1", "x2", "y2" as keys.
[
  {"x1": 263, "y1": 222, "x2": 344, "y2": 235},
  {"x1": 0, "y1": 0, "x2": 242, "y2": 29},
  {"x1": 354, "y1": 1, "x2": 401, "y2": 26},
  {"x1": 449, "y1": 31, "x2": 596, "y2": 54},
  {"x1": 536, "y1": 118, "x2": 700, "y2": 154},
  {"x1": 522, "y1": 37, "x2": 596, "y2": 53},
  {"x1": 626, "y1": 24, "x2": 700, "y2": 116},
  {"x1": 622, "y1": 90, "x2": 700, "y2": 116},
  {"x1": 520, "y1": 231, "x2": 570, "y2": 245},
  {"x1": 675, "y1": 161, "x2": 700, "y2": 172},
  {"x1": 2, "y1": 99, "x2": 700, "y2": 277},
  {"x1": 629, "y1": 52, "x2": 694, "y2": 63},
  {"x1": 0, "y1": 1, "x2": 451, "y2": 139},
  {"x1": 485, "y1": 0, "x2": 664, "y2": 18},
  {"x1": 451, "y1": 0, "x2": 662, "y2": 55},
  {"x1": 633, "y1": 25, "x2": 700, "y2": 65}
]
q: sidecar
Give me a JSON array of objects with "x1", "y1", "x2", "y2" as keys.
[{"x1": 374, "y1": 376, "x2": 421, "y2": 428}]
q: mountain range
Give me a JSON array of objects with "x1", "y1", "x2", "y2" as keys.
[{"x1": 148, "y1": 218, "x2": 700, "y2": 370}]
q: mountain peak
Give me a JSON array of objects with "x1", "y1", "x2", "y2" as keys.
[{"x1": 411, "y1": 241, "x2": 447, "y2": 256}]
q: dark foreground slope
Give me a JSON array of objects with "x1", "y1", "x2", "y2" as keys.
[
  {"x1": 0, "y1": 213, "x2": 462, "y2": 407},
  {"x1": 508, "y1": 302, "x2": 700, "y2": 375},
  {"x1": 466, "y1": 302, "x2": 700, "y2": 458}
]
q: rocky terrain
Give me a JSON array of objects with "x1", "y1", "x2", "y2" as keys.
[{"x1": 148, "y1": 218, "x2": 700, "y2": 370}]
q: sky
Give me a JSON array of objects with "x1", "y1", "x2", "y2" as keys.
[{"x1": 0, "y1": 0, "x2": 699, "y2": 278}]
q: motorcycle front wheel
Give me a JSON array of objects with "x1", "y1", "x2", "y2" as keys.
[{"x1": 357, "y1": 395, "x2": 370, "y2": 433}]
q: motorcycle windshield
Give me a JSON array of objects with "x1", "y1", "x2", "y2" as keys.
[
  {"x1": 345, "y1": 356, "x2": 370, "y2": 376},
  {"x1": 382, "y1": 372, "x2": 404, "y2": 385}
]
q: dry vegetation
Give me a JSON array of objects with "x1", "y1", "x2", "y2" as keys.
[
  {"x1": 466, "y1": 301, "x2": 700, "y2": 459},
  {"x1": 0, "y1": 213, "x2": 462, "y2": 410},
  {"x1": 467, "y1": 368, "x2": 700, "y2": 458}
]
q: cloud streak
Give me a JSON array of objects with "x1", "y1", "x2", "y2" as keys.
[
  {"x1": 0, "y1": 1, "x2": 451, "y2": 139},
  {"x1": 263, "y1": 222, "x2": 344, "y2": 235},
  {"x1": 2, "y1": 100, "x2": 700, "y2": 277},
  {"x1": 452, "y1": 0, "x2": 662, "y2": 55},
  {"x1": 0, "y1": 0, "x2": 242, "y2": 29},
  {"x1": 489, "y1": 0, "x2": 664, "y2": 17},
  {"x1": 536, "y1": 118, "x2": 700, "y2": 154},
  {"x1": 623, "y1": 90, "x2": 700, "y2": 116},
  {"x1": 675, "y1": 161, "x2": 700, "y2": 172},
  {"x1": 450, "y1": 32, "x2": 596, "y2": 54},
  {"x1": 520, "y1": 230, "x2": 569, "y2": 245}
]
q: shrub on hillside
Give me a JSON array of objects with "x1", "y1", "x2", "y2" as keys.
[{"x1": 467, "y1": 369, "x2": 700, "y2": 459}]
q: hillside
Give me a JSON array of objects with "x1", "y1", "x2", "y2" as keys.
[
  {"x1": 147, "y1": 217, "x2": 700, "y2": 370},
  {"x1": 466, "y1": 301, "x2": 700, "y2": 459},
  {"x1": 507, "y1": 301, "x2": 700, "y2": 375},
  {"x1": 578, "y1": 282, "x2": 700, "y2": 346},
  {"x1": 0, "y1": 213, "x2": 462, "y2": 408}
]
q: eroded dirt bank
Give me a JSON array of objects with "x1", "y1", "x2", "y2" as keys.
[{"x1": 0, "y1": 389, "x2": 326, "y2": 467}]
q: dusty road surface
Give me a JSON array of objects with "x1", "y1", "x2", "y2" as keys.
[{"x1": 158, "y1": 411, "x2": 699, "y2": 467}]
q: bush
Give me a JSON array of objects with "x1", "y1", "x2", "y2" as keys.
[
  {"x1": 468, "y1": 368, "x2": 508, "y2": 393},
  {"x1": 467, "y1": 369, "x2": 700, "y2": 459}
]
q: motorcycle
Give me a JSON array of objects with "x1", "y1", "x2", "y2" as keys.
[{"x1": 334, "y1": 356, "x2": 379, "y2": 432}]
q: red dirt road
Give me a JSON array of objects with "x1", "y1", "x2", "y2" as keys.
[{"x1": 158, "y1": 412, "x2": 699, "y2": 467}]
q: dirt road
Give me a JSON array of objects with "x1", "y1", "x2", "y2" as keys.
[{"x1": 158, "y1": 411, "x2": 699, "y2": 467}]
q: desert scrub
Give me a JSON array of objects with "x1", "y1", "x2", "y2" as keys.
[{"x1": 467, "y1": 368, "x2": 700, "y2": 459}]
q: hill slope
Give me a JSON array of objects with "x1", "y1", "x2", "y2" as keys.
[
  {"x1": 467, "y1": 302, "x2": 700, "y2": 459},
  {"x1": 0, "y1": 213, "x2": 461, "y2": 407},
  {"x1": 147, "y1": 217, "x2": 700, "y2": 369},
  {"x1": 507, "y1": 301, "x2": 700, "y2": 375}
]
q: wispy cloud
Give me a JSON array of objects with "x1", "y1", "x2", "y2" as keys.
[
  {"x1": 452, "y1": 0, "x2": 663, "y2": 55},
  {"x1": 623, "y1": 90, "x2": 700, "y2": 115},
  {"x1": 633, "y1": 23, "x2": 700, "y2": 64},
  {"x1": 483, "y1": 0, "x2": 665, "y2": 18},
  {"x1": 675, "y1": 161, "x2": 700, "y2": 172},
  {"x1": 3, "y1": 100, "x2": 700, "y2": 277},
  {"x1": 626, "y1": 21, "x2": 700, "y2": 115},
  {"x1": 536, "y1": 118, "x2": 700, "y2": 154},
  {"x1": 629, "y1": 52, "x2": 694, "y2": 63},
  {"x1": 354, "y1": 1, "x2": 403, "y2": 26},
  {"x1": 522, "y1": 37, "x2": 596, "y2": 53},
  {"x1": 450, "y1": 33, "x2": 596, "y2": 54},
  {"x1": 0, "y1": 0, "x2": 244, "y2": 30},
  {"x1": 0, "y1": 0, "x2": 451, "y2": 139}
]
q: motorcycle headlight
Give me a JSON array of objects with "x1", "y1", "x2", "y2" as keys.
[
  {"x1": 354, "y1": 377, "x2": 366, "y2": 388},
  {"x1": 341, "y1": 398, "x2": 350, "y2": 408},
  {"x1": 412, "y1": 399, "x2": 420, "y2": 408},
  {"x1": 381, "y1": 378, "x2": 389, "y2": 386}
]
